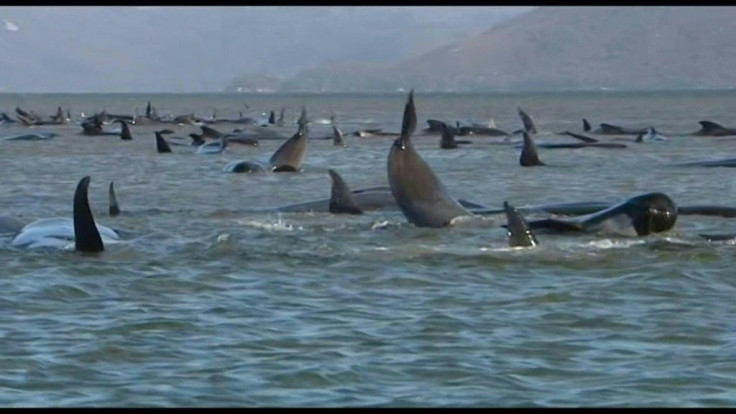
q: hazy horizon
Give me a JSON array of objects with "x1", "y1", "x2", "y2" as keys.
[{"x1": 0, "y1": 6, "x2": 534, "y2": 93}]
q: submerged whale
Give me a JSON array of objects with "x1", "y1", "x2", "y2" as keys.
[
  {"x1": 592, "y1": 123, "x2": 648, "y2": 135},
  {"x1": 387, "y1": 90, "x2": 472, "y2": 228},
  {"x1": 524, "y1": 192, "x2": 678, "y2": 237},
  {"x1": 688, "y1": 120, "x2": 736, "y2": 137}
]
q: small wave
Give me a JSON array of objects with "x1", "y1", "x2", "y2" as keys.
[{"x1": 235, "y1": 218, "x2": 302, "y2": 231}]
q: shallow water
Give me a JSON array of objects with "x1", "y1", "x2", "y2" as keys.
[{"x1": 2, "y1": 91, "x2": 736, "y2": 407}]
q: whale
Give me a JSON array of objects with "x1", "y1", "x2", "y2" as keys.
[
  {"x1": 517, "y1": 107, "x2": 538, "y2": 134},
  {"x1": 519, "y1": 132, "x2": 545, "y2": 166},
  {"x1": 582, "y1": 118, "x2": 591, "y2": 132},
  {"x1": 387, "y1": 90, "x2": 472, "y2": 228},
  {"x1": 2, "y1": 132, "x2": 57, "y2": 141},
  {"x1": 634, "y1": 127, "x2": 667, "y2": 143},
  {"x1": 224, "y1": 110, "x2": 309, "y2": 173},
  {"x1": 332, "y1": 125, "x2": 347, "y2": 147},
  {"x1": 438, "y1": 121, "x2": 472, "y2": 149},
  {"x1": 688, "y1": 120, "x2": 736, "y2": 136},
  {"x1": 524, "y1": 192, "x2": 678, "y2": 237},
  {"x1": 531, "y1": 131, "x2": 628, "y2": 149},
  {"x1": 113, "y1": 119, "x2": 134, "y2": 141},
  {"x1": 11, "y1": 176, "x2": 118, "y2": 251},
  {"x1": 671, "y1": 158, "x2": 736, "y2": 168},
  {"x1": 327, "y1": 169, "x2": 363, "y2": 214},
  {"x1": 109, "y1": 181, "x2": 120, "y2": 217},
  {"x1": 504, "y1": 201, "x2": 538, "y2": 247},
  {"x1": 155, "y1": 130, "x2": 173, "y2": 153},
  {"x1": 196, "y1": 136, "x2": 228, "y2": 154},
  {"x1": 592, "y1": 123, "x2": 648, "y2": 135}
]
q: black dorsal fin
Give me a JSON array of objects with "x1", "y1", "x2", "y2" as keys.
[
  {"x1": 397, "y1": 89, "x2": 417, "y2": 149},
  {"x1": 74, "y1": 176, "x2": 104, "y2": 252},
  {"x1": 504, "y1": 201, "x2": 538, "y2": 247},
  {"x1": 439, "y1": 121, "x2": 457, "y2": 149},
  {"x1": 517, "y1": 107, "x2": 538, "y2": 134},
  {"x1": 332, "y1": 125, "x2": 346, "y2": 147},
  {"x1": 698, "y1": 120, "x2": 726, "y2": 131},
  {"x1": 116, "y1": 119, "x2": 133, "y2": 140},
  {"x1": 155, "y1": 131, "x2": 172, "y2": 153},
  {"x1": 268, "y1": 110, "x2": 275, "y2": 124},
  {"x1": 582, "y1": 118, "x2": 591, "y2": 132},
  {"x1": 328, "y1": 169, "x2": 363, "y2": 215},
  {"x1": 520, "y1": 132, "x2": 545, "y2": 166},
  {"x1": 109, "y1": 181, "x2": 120, "y2": 217}
]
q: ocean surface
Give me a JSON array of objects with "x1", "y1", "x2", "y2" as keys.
[{"x1": 1, "y1": 90, "x2": 736, "y2": 407}]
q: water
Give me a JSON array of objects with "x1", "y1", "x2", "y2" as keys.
[{"x1": 1, "y1": 91, "x2": 736, "y2": 407}]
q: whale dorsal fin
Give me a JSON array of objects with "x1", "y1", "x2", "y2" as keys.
[
  {"x1": 108, "y1": 181, "x2": 120, "y2": 217},
  {"x1": 698, "y1": 120, "x2": 726, "y2": 131},
  {"x1": 189, "y1": 133, "x2": 205, "y2": 146},
  {"x1": 332, "y1": 125, "x2": 346, "y2": 147},
  {"x1": 517, "y1": 107, "x2": 538, "y2": 134},
  {"x1": 155, "y1": 131, "x2": 172, "y2": 153},
  {"x1": 74, "y1": 176, "x2": 104, "y2": 252},
  {"x1": 116, "y1": 119, "x2": 133, "y2": 140},
  {"x1": 520, "y1": 132, "x2": 545, "y2": 166},
  {"x1": 504, "y1": 201, "x2": 537, "y2": 247},
  {"x1": 201, "y1": 125, "x2": 222, "y2": 138},
  {"x1": 328, "y1": 169, "x2": 363, "y2": 215},
  {"x1": 438, "y1": 121, "x2": 457, "y2": 148},
  {"x1": 583, "y1": 118, "x2": 591, "y2": 132},
  {"x1": 268, "y1": 110, "x2": 275, "y2": 124},
  {"x1": 396, "y1": 89, "x2": 417, "y2": 149}
]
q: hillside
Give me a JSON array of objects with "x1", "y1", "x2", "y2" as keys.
[
  {"x1": 276, "y1": 6, "x2": 736, "y2": 92},
  {"x1": 0, "y1": 6, "x2": 531, "y2": 93}
]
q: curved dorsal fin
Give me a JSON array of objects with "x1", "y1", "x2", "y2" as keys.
[
  {"x1": 109, "y1": 181, "x2": 120, "y2": 217},
  {"x1": 155, "y1": 131, "x2": 172, "y2": 153},
  {"x1": 520, "y1": 132, "x2": 545, "y2": 166},
  {"x1": 699, "y1": 120, "x2": 726, "y2": 131},
  {"x1": 517, "y1": 107, "x2": 538, "y2": 134},
  {"x1": 397, "y1": 89, "x2": 417, "y2": 149},
  {"x1": 332, "y1": 125, "x2": 346, "y2": 147},
  {"x1": 268, "y1": 110, "x2": 275, "y2": 124},
  {"x1": 504, "y1": 201, "x2": 538, "y2": 247},
  {"x1": 116, "y1": 119, "x2": 133, "y2": 140},
  {"x1": 438, "y1": 121, "x2": 457, "y2": 149},
  {"x1": 582, "y1": 118, "x2": 591, "y2": 132},
  {"x1": 74, "y1": 176, "x2": 104, "y2": 252},
  {"x1": 328, "y1": 169, "x2": 363, "y2": 215}
]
